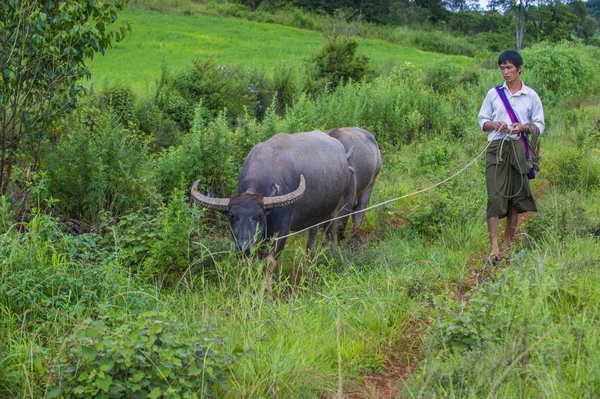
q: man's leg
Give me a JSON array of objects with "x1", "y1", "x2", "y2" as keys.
[
  {"x1": 501, "y1": 202, "x2": 519, "y2": 255},
  {"x1": 487, "y1": 216, "x2": 500, "y2": 262}
]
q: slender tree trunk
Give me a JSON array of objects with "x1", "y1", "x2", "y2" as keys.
[{"x1": 515, "y1": 8, "x2": 525, "y2": 49}]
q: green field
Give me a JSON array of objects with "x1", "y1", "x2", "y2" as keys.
[{"x1": 87, "y1": 8, "x2": 472, "y2": 94}]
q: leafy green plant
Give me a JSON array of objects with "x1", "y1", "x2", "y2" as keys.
[
  {"x1": 407, "y1": 193, "x2": 458, "y2": 237},
  {"x1": 433, "y1": 282, "x2": 510, "y2": 350},
  {"x1": 102, "y1": 83, "x2": 137, "y2": 127},
  {"x1": 47, "y1": 311, "x2": 237, "y2": 398},
  {"x1": 524, "y1": 42, "x2": 600, "y2": 98},
  {"x1": 44, "y1": 102, "x2": 159, "y2": 223},
  {"x1": 310, "y1": 36, "x2": 372, "y2": 91},
  {"x1": 416, "y1": 137, "x2": 457, "y2": 170},
  {"x1": 0, "y1": 0, "x2": 131, "y2": 194},
  {"x1": 140, "y1": 188, "x2": 197, "y2": 282},
  {"x1": 135, "y1": 98, "x2": 182, "y2": 151},
  {"x1": 423, "y1": 59, "x2": 461, "y2": 94},
  {"x1": 157, "y1": 109, "x2": 236, "y2": 197},
  {"x1": 155, "y1": 58, "x2": 267, "y2": 130},
  {"x1": 543, "y1": 145, "x2": 600, "y2": 192}
]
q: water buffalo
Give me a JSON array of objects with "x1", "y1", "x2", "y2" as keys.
[
  {"x1": 190, "y1": 130, "x2": 350, "y2": 258},
  {"x1": 327, "y1": 127, "x2": 381, "y2": 242}
]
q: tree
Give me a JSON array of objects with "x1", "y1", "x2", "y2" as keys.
[
  {"x1": 0, "y1": 0, "x2": 131, "y2": 195},
  {"x1": 586, "y1": 0, "x2": 600, "y2": 22},
  {"x1": 511, "y1": 0, "x2": 533, "y2": 49}
]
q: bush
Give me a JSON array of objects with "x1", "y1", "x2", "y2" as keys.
[
  {"x1": 422, "y1": 59, "x2": 461, "y2": 94},
  {"x1": 417, "y1": 137, "x2": 457, "y2": 170},
  {"x1": 406, "y1": 193, "x2": 458, "y2": 237},
  {"x1": 157, "y1": 109, "x2": 236, "y2": 197},
  {"x1": 271, "y1": 60, "x2": 300, "y2": 113},
  {"x1": 102, "y1": 84, "x2": 137, "y2": 128},
  {"x1": 0, "y1": 212, "x2": 152, "y2": 325},
  {"x1": 47, "y1": 311, "x2": 237, "y2": 398},
  {"x1": 310, "y1": 36, "x2": 372, "y2": 91},
  {"x1": 525, "y1": 190, "x2": 598, "y2": 243},
  {"x1": 135, "y1": 98, "x2": 182, "y2": 151},
  {"x1": 140, "y1": 188, "x2": 198, "y2": 282},
  {"x1": 43, "y1": 98, "x2": 159, "y2": 222},
  {"x1": 0, "y1": 195, "x2": 14, "y2": 233},
  {"x1": 524, "y1": 42, "x2": 600, "y2": 98},
  {"x1": 544, "y1": 145, "x2": 600, "y2": 192},
  {"x1": 155, "y1": 59, "x2": 268, "y2": 130}
]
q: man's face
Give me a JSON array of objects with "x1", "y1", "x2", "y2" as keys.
[{"x1": 499, "y1": 61, "x2": 522, "y2": 84}]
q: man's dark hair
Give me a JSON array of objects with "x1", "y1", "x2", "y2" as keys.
[{"x1": 498, "y1": 50, "x2": 523, "y2": 70}]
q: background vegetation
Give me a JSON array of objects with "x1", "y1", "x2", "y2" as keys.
[{"x1": 1, "y1": 0, "x2": 599, "y2": 398}]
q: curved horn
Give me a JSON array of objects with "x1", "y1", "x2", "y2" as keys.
[
  {"x1": 190, "y1": 180, "x2": 230, "y2": 211},
  {"x1": 262, "y1": 175, "x2": 306, "y2": 210}
]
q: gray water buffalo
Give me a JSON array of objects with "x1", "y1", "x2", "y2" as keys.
[
  {"x1": 190, "y1": 130, "x2": 350, "y2": 258},
  {"x1": 327, "y1": 127, "x2": 381, "y2": 242}
]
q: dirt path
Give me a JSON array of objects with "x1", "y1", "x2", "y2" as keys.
[{"x1": 345, "y1": 184, "x2": 545, "y2": 398}]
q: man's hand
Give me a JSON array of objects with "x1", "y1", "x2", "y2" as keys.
[
  {"x1": 484, "y1": 121, "x2": 511, "y2": 133},
  {"x1": 484, "y1": 121, "x2": 529, "y2": 134},
  {"x1": 509, "y1": 123, "x2": 529, "y2": 133}
]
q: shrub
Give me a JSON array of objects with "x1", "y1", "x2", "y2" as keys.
[
  {"x1": 102, "y1": 84, "x2": 137, "y2": 128},
  {"x1": 417, "y1": 137, "x2": 457, "y2": 170},
  {"x1": 423, "y1": 59, "x2": 461, "y2": 94},
  {"x1": 157, "y1": 109, "x2": 236, "y2": 197},
  {"x1": 406, "y1": 193, "x2": 458, "y2": 237},
  {"x1": 524, "y1": 42, "x2": 600, "y2": 98},
  {"x1": 44, "y1": 99, "x2": 159, "y2": 222},
  {"x1": 525, "y1": 190, "x2": 598, "y2": 243},
  {"x1": 0, "y1": 195, "x2": 14, "y2": 233},
  {"x1": 271, "y1": 60, "x2": 300, "y2": 113},
  {"x1": 47, "y1": 311, "x2": 237, "y2": 398},
  {"x1": 140, "y1": 188, "x2": 198, "y2": 282},
  {"x1": 155, "y1": 59, "x2": 267, "y2": 130},
  {"x1": 310, "y1": 36, "x2": 372, "y2": 91},
  {"x1": 0, "y1": 211, "x2": 152, "y2": 325},
  {"x1": 135, "y1": 98, "x2": 182, "y2": 151},
  {"x1": 544, "y1": 145, "x2": 600, "y2": 192}
]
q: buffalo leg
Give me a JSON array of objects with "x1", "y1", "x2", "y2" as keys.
[
  {"x1": 264, "y1": 254, "x2": 277, "y2": 296},
  {"x1": 351, "y1": 183, "x2": 375, "y2": 241},
  {"x1": 307, "y1": 227, "x2": 319, "y2": 253}
]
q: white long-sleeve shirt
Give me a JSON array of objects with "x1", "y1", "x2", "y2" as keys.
[{"x1": 478, "y1": 81, "x2": 545, "y2": 142}]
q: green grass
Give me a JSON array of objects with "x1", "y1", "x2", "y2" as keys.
[
  {"x1": 2, "y1": 101, "x2": 599, "y2": 397},
  {"x1": 87, "y1": 8, "x2": 473, "y2": 95}
]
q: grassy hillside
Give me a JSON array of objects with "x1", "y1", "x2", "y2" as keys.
[{"x1": 87, "y1": 8, "x2": 473, "y2": 94}]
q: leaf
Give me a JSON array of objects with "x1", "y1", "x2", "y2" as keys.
[
  {"x1": 186, "y1": 364, "x2": 202, "y2": 376},
  {"x1": 46, "y1": 386, "x2": 62, "y2": 399},
  {"x1": 147, "y1": 387, "x2": 162, "y2": 399},
  {"x1": 96, "y1": 375, "x2": 113, "y2": 393},
  {"x1": 81, "y1": 346, "x2": 97, "y2": 361},
  {"x1": 129, "y1": 372, "x2": 145, "y2": 382},
  {"x1": 98, "y1": 357, "x2": 114, "y2": 372},
  {"x1": 33, "y1": 355, "x2": 46, "y2": 373}
]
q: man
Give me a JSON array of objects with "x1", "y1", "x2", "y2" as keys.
[{"x1": 478, "y1": 49, "x2": 545, "y2": 265}]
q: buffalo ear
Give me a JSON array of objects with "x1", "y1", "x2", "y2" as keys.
[
  {"x1": 269, "y1": 183, "x2": 281, "y2": 197},
  {"x1": 264, "y1": 184, "x2": 279, "y2": 216}
]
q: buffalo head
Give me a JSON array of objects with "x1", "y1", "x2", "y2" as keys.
[{"x1": 191, "y1": 175, "x2": 306, "y2": 255}]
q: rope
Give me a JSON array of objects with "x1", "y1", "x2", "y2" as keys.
[
  {"x1": 494, "y1": 128, "x2": 525, "y2": 199},
  {"x1": 274, "y1": 138, "x2": 495, "y2": 243}
]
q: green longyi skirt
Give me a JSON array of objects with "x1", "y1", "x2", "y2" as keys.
[{"x1": 485, "y1": 138, "x2": 537, "y2": 219}]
